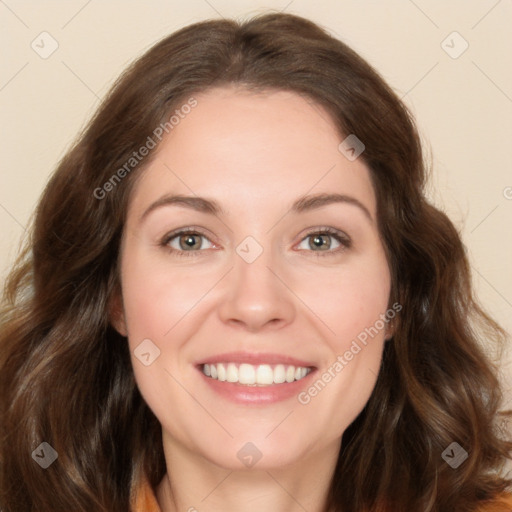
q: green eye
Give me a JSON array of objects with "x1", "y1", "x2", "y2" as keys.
[
  {"x1": 161, "y1": 229, "x2": 215, "y2": 258},
  {"x1": 296, "y1": 228, "x2": 352, "y2": 257}
]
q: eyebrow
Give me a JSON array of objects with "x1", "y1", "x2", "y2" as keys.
[{"x1": 139, "y1": 192, "x2": 373, "y2": 223}]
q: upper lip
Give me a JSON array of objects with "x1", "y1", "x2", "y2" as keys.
[{"x1": 197, "y1": 351, "x2": 317, "y2": 368}]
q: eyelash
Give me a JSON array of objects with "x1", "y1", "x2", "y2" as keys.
[{"x1": 160, "y1": 226, "x2": 352, "y2": 258}]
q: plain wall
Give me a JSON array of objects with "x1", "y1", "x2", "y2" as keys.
[{"x1": 1, "y1": 0, "x2": 511, "y2": 462}]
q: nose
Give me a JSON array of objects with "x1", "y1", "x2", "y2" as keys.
[{"x1": 217, "y1": 246, "x2": 296, "y2": 332}]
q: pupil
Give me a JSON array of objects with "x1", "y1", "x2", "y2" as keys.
[
  {"x1": 183, "y1": 235, "x2": 198, "y2": 249},
  {"x1": 313, "y1": 234, "x2": 329, "y2": 250}
]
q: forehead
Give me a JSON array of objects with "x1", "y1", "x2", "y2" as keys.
[{"x1": 127, "y1": 86, "x2": 376, "y2": 219}]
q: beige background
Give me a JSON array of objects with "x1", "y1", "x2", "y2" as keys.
[{"x1": 1, "y1": 0, "x2": 511, "y2": 438}]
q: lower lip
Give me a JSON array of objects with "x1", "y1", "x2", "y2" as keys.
[{"x1": 198, "y1": 367, "x2": 316, "y2": 405}]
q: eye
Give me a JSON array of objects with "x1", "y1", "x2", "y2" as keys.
[
  {"x1": 296, "y1": 227, "x2": 351, "y2": 256},
  {"x1": 160, "y1": 226, "x2": 351, "y2": 259},
  {"x1": 161, "y1": 228, "x2": 215, "y2": 257}
]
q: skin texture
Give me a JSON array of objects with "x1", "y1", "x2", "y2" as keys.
[{"x1": 114, "y1": 86, "x2": 392, "y2": 512}]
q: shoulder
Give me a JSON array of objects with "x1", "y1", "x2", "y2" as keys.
[
  {"x1": 131, "y1": 477, "x2": 162, "y2": 512},
  {"x1": 475, "y1": 493, "x2": 512, "y2": 512}
]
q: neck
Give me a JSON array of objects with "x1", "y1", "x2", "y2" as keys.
[{"x1": 156, "y1": 435, "x2": 340, "y2": 512}]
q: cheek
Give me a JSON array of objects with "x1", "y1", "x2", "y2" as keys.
[
  {"x1": 118, "y1": 248, "x2": 203, "y2": 393},
  {"x1": 120, "y1": 250, "x2": 214, "y2": 343},
  {"x1": 292, "y1": 254, "x2": 391, "y2": 436},
  {"x1": 119, "y1": 249, "x2": 208, "y2": 428},
  {"x1": 299, "y1": 255, "x2": 391, "y2": 349}
]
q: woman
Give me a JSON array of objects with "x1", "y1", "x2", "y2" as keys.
[{"x1": 1, "y1": 12, "x2": 511, "y2": 512}]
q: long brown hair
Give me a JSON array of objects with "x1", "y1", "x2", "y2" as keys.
[{"x1": 1, "y1": 12, "x2": 511, "y2": 512}]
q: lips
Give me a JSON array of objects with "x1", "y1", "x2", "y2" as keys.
[
  {"x1": 195, "y1": 351, "x2": 317, "y2": 404},
  {"x1": 197, "y1": 351, "x2": 316, "y2": 368}
]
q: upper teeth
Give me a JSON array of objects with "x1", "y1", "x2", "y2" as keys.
[{"x1": 203, "y1": 363, "x2": 311, "y2": 386}]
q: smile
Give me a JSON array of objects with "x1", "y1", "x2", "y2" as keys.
[{"x1": 202, "y1": 363, "x2": 311, "y2": 386}]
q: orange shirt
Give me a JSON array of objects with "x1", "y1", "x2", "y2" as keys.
[
  {"x1": 131, "y1": 479, "x2": 512, "y2": 512},
  {"x1": 131, "y1": 478, "x2": 161, "y2": 511}
]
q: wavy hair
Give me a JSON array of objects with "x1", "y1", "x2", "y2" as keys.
[{"x1": 1, "y1": 12, "x2": 511, "y2": 512}]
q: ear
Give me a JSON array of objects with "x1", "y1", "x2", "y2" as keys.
[
  {"x1": 384, "y1": 326, "x2": 394, "y2": 342},
  {"x1": 384, "y1": 315, "x2": 396, "y2": 342},
  {"x1": 383, "y1": 298, "x2": 401, "y2": 342},
  {"x1": 108, "y1": 291, "x2": 128, "y2": 337}
]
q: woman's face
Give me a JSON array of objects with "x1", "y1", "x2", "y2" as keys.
[{"x1": 115, "y1": 86, "x2": 392, "y2": 470}]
